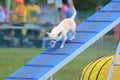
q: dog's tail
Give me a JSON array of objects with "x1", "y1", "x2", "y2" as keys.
[{"x1": 71, "y1": 5, "x2": 77, "y2": 20}]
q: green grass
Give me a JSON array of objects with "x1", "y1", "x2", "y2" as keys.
[
  {"x1": 0, "y1": 39, "x2": 118, "y2": 80},
  {"x1": 0, "y1": 48, "x2": 44, "y2": 80}
]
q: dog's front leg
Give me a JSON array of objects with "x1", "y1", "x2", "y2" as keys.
[{"x1": 60, "y1": 35, "x2": 67, "y2": 48}]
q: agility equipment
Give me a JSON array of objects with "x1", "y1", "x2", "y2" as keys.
[
  {"x1": 6, "y1": 0, "x2": 120, "y2": 80},
  {"x1": 80, "y1": 41, "x2": 120, "y2": 80},
  {"x1": 80, "y1": 55, "x2": 120, "y2": 80},
  {"x1": 107, "y1": 41, "x2": 120, "y2": 80}
]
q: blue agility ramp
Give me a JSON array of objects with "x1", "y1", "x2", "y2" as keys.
[{"x1": 6, "y1": 1, "x2": 120, "y2": 80}]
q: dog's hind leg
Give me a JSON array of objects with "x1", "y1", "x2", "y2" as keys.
[
  {"x1": 60, "y1": 35, "x2": 67, "y2": 48},
  {"x1": 70, "y1": 31, "x2": 76, "y2": 40},
  {"x1": 70, "y1": 27, "x2": 76, "y2": 41}
]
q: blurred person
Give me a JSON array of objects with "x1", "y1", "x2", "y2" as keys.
[
  {"x1": 60, "y1": 3, "x2": 73, "y2": 20},
  {"x1": 114, "y1": 24, "x2": 120, "y2": 41},
  {"x1": 96, "y1": 5, "x2": 102, "y2": 11},
  {"x1": 63, "y1": 4, "x2": 72, "y2": 18},
  {"x1": 38, "y1": 28, "x2": 46, "y2": 39},
  {"x1": 61, "y1": 3, "x2": 68, "y2": 20},
  {"x1": 61, "y1": 3, "x2": 80, "y2": 25},
  {"x1": 0, "y1": 5, "x2": 6, "y2": 23},
  {"x1": 4, "y1": 30, "x2": 19, "y2": 47},
  {"x1": 11, "y1": 0, "x2": 26, "y2": 23},
  {"x1": 26, "y1": 0, "x2": 41, "y2": 24},
  {"x1": 2, "y1": 5, "x2": 8, "y2": 22}
]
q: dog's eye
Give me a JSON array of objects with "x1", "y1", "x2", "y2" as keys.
[
  {"x1": 53, "y1": 39, "x2": 56, "y2": 41},
  {"x1": 50, "y1": 39, "x2": 56, "y2": 42}
]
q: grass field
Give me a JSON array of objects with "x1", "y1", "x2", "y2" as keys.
[
  {"x1": 0, "y1": 48, "x2": 44, "y2": 80},
  {"x1": 0, "y1": 39, "x2": 118, "y2": 80}
]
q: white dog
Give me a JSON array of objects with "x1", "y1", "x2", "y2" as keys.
[{"x1": 47, "y1": 5, "x2": 76, "y2": 48}]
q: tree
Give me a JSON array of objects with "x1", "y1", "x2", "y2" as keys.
[
  {"x1": 73, "y1": 0, "x2": 111, "y2": 11},
  {"x1": 0, "y1": 0, "x2": 6, "y2": 6}
]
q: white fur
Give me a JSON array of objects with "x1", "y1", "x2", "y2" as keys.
[{"x1": 47, "y1": 6, "x2": 76, "y2": 48}]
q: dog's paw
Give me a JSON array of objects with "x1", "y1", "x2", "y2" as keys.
[
  {"x1": 60, "y1": 45, "x2": 64, "y2": 48},
  {"x1": 51, "y1": 47, "x2": 54, "y2": 48},
  {"x1": 70, "y1": 36, "x2": 74, "y2": 41}
]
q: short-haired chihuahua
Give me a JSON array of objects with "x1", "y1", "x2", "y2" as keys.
[{"x1": 47, "y1": 5, "x2": 76, "y2": 48}]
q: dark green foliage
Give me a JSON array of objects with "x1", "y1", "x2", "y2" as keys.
[
  {"x1": 73, "y1": 0, "x2": 111, "y2": 11},
  {"x1": 0, "y1": 0, "x2": 6, "y2": 7}
]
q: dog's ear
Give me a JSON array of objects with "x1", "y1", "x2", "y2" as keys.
[
  {"x1": 46, "y1": 32, "x2": 50, "y2": 36},
  {"x1": 58, "y1": 31, "x2": 62, "y2": 37}
]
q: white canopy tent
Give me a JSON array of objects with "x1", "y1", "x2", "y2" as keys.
[{"x1": 5, "y1": 0, "x2": 11, "y2": 22}]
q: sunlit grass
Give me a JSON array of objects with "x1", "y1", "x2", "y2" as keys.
[{"x1": 0, "y1": 48, "x2": 44, "y2": 80}]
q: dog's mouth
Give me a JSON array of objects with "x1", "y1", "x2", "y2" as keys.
[
  {"x1": 51, "y1": 42, "x2": 55, "y2": 48},
  {"x1": 50, "y1": 39, "x2": 57, "y2": 48}
]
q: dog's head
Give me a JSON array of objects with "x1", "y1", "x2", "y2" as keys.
[{"x1": 46, "y1": 31, "x2": 62, "y2": 48}]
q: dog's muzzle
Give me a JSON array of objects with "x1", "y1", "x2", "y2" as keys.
[{"x1": 50, "y1": 40, "x2": 56, "y2": 48}]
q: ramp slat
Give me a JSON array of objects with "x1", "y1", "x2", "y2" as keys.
[
  {"x1": 100, "y1": 2, "x2": 120, "y2": 12},
  {"x1": 87, "y1": 12, "x2": 120, "y2": 22},
  {"x1": 25, "y1": 54, "x2": 67, "y2": 67},
  {"x1": 72, "y1": 32, "x2": 97, "y2": 43},
  {"x1": 6, "y1": 66, "x2": 52, "y2": 80},
  {"x1": 76, "y1": 22, "x2": 110, "y2": 32},
  {"x1": 112, "y1": 0, "x2": 120, "y2": 1},
  {"x1": 42, "y1": 43, "x2": 83, "y2": 55}
]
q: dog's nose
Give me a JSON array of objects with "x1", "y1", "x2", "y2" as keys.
[{"x1": 51, "y1": 42, "x2": 54, "y2": 44}]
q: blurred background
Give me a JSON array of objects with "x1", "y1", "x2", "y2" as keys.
[
  {"x1": 1, "y1": 0, "x2": 119, "y2": 48},
  {"x1": 0, "y1": 0, "x2": 120, "y2": 80}
]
